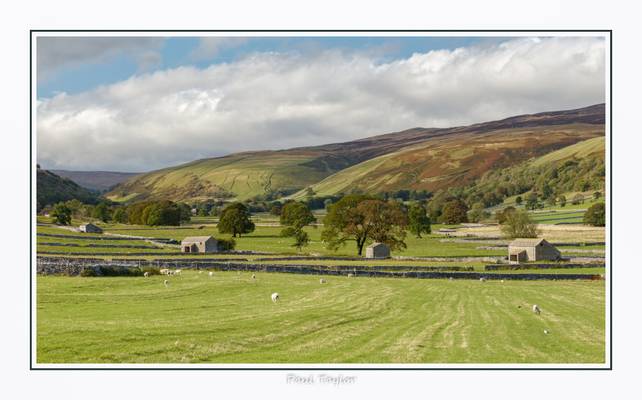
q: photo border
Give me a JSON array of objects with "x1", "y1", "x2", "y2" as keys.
[{"x1": 30, "y1": 29, "x2": 612, "y2": 371}]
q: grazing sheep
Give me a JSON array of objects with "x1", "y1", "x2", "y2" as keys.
[
  {"x1": 320, "y1": 278, "x2": 326, "y2": 284},
  {"x1": 500, "y1": 279, "x2": 504, "y2": 283},
  {"x1": 532, "y1": 304, "x2": 541, "y2": 315},
  {"x1": 347, "y1": 273, "x2": 354, "y2": 278},
  {"x1": 479, "y1": 277, "x2": 487, "y2": 282},
  {"x1": 163, "y1": 280, "x2": 169, "y2": 287},
  {"x1": 174, "y1": 269, "x2": 182, "y2": 276},
  {"x1": 199, "y1": 270, "x2": 203, "y2": 274},
  {"x1": 544, "y1": 329, "x2": 550, "y2": 335},
  {"x1": 160, "y1": 268, "x2": 169, "y2": 275},
  {"x1": 448, "y1": 277, "x2": 453, "y2": 281},
  {"x1": 252, "y1": 274, "x2": 256, "y2": 280},
  {"x1": 271, "y1": 292, "x2": 280, "y2": 303},
  {"x1": 143, "y1": 272, "x2": 149, "y2": 278},
  {"x1": 208, "y1": 271, "x2": 213, "y2": 277}
]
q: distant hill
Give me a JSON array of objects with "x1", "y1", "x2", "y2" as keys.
[
  {"x1": 36, "y1": 167, "x2": 99, "y2": 210},
  {"x1": 108, "y1": 104, "x2": 605, "y2": 202},
  {"x1": 51, "y1": 170, "x2": 140, "y2": 192}
]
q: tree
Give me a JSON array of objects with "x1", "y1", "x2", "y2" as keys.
[
  {"x1": 145, "y1": 201, "x2": 181, "y2": 226},
  {"x1": 112, "y1": 208, "x2": 128, "y2": 223},
  {"x1": 408, "y1": 203, "x2": 431, "y2": 238},
  {"x1": 500, "y1": 209, "x2": 540, "y2": 239},
  {"x1": 92, "y1": 202, "x2": 111, "y2": 223},
  {"x1": 593, "y1": 191, "x2": 602, "y2": 200},
  {"x1": 51, "y1": 203, "x2": 72, "y2": 225},
  {"x1": 321, "y1": 195, "x2": 408, "y2": 256},
  {"x1": 270, "y1": 203, "x2": 283, "y2": 216},
  {"x1": 525, "y1": 192, "x2": 539, "y2": 210},
  {"x1": 583, "y1": 202, "x2": 605, "y2": 226},
  {"x1": 467, "y1": 202, "x2": 488, "y2": 223},
  {"x1": 441, "y1": 199, "x2": 468, "y2": 224},
  {"x1": 177, "y1": 203, "x2": 192, "y2": 223},
  {"x1": 279, "y1": 202, "x2": 316, "y2": 250},
  {"x1": 515, "y1": 196, "x2": 523, "y2": 206},
  {"x1": 217, "y1": 202, "x2": 255, "y2": 237},
  {"x1": 571, "y1": 194, "x2": 584, "y2": 205},
  {"x1": 495, "y1": 206, "x2": 516, "y2": 224},
  {"x1": 558, "y1": 195, "x2": 567, "y2": 207}
]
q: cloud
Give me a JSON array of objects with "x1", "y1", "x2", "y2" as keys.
[
  {"x1": 37, "y1": 37, "x2": 164, "y2": 81},
  {"x1": 190, "y1": 37, "x2": 249, "y2": 60},
  {"x1": 36, "y1": 37, "x2": 605, "y2": 172}
]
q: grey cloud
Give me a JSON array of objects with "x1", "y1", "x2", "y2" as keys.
[{"x1": 37, "y1": 37, "x2": 164, "y2": 81}]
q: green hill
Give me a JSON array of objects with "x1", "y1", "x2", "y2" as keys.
[
  {"x1": 109, "y1": 104, "x2": 605, "y2": 202},
  {"x1": 37, "y1": 167, "x2": 99, "y2": 211}
]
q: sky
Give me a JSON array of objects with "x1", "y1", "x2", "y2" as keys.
[{"x1": 36, "y1": 35, "x2": 606, "y2": 172}]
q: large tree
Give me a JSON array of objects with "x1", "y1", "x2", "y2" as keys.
[
  {"x1": 408, "y1": 203, "x2": 431, "y2": 238},
  {"x1": 92, "y1": 202, "x2": 111, "y2": 223},
  {"x1": 441, "y1": 199, "x2": 469, "y2": 224},
  {"x1": 322, "y1": 195, "x2": 408, "y2": 256},
  {"x1": 583, "y1": 202, "x2": 605, "y2": 226},
  {"x1": 217, "y1": 202, "x2": 255, "y2": 237},
  {"x1": 51, "y1": 202, "x2": 72, "y2": 225},
  {"x1": 500, "y1": 209, "x2": 540, "y2": 239},
  {"x1": 279, "y1": 201, "x2": 316, "y2": 251}
]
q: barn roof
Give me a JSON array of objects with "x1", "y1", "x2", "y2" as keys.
[
  {"x1": 509, "y1": 238, "x2": 545, "y2": 247},
  {"x1": 80, "y1": 223, "x2": 98, "y2": 227},
  {"x1": 367, "y1": 242, "x2": 388, "y2": 249},
  {"x1": 182, "y1": 236, "x2": 214, "y2": 243}
]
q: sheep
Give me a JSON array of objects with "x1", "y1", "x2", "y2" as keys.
[
  {"x1": 532, "y1": 304, "x2": 541, "y2": 315},
  {"x1": 271, "y1": 292, "x2": 280, "y2": 303},
  {"x1": 163, "y1": 280, "x2": 169, "y2": 287},
  {"x1": 208, "y1": 271, "x2": 214, "y2": 277},
  {"x1": 479, "y1": 277, "x2": 487, "y2": 282},
  {"x1": 199, "y1": 270, "x2": 203, "y2": 274},
  {"x1": 544, "y1": 329, "x2": 550, "y2": 335},
  {"x1": 347, "y1": 273, "x2": 354, "y2": 278},
  {"x1": 448, "y1": 277, "x2": 453, "y2": 281},
  {"x1": 174, "y1": 269, "x2": 182, "y2": 276},
  {"x1": 160, "y1": 268, "x2": 169, "y2": 275},
  {"x1": 143, "y1": 271, "x2": 149, "y2": 278},
  {"x1": 320, "y1": 278, "x2": 326, "y2": 284},
  {"x1": 252, "y1": 274, "x2": 256, "y2": 280}
]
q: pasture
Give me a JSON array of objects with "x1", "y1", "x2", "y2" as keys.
[{"x1": 37, "y1": 271, "x2": 605, "y2": 364}]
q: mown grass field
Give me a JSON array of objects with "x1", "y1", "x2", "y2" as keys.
[{"x1": 37, "y1": 271, "x2": 605, "y2": 364}]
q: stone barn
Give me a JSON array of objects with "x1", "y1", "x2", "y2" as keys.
[
  {"x1": 181, "y1": 236, "x2": 218, "y2": 253},
  {"x1": 508, "y1": 238, "x2": 561, "y2": 263},
  {"x1": 79, "y1": 223, "x2": 102, "y2": 233},
  {"x1": 365, "y1": 242, "x2": 391, "y2": 259}
]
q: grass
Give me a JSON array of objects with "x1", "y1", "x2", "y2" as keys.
[{"x1": 36, "y1": 271, "x2": 605, "y2": 364}]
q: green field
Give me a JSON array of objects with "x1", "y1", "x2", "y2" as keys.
[{"x1": 37, "y1": 271, "x2": 605, "y2": 364}]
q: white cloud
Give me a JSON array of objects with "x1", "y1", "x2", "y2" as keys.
[
  {"x1": 37, "y1": 37, "x2": 164, "y2": 81},
  {"x1": 36, "y1": 37, "x2": 606, "y2": 172}
]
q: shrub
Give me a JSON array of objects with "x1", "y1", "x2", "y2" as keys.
[
  {"x1": 500, "y1": 209, "x2": 540, "y2": 239},
  {"x1": 217, "y1": 238, "x2": 237, "y2": 251}
]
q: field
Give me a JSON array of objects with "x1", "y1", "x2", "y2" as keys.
[
  {"x1": 35, "y1": 208, "x2": 606, "y2": 364},
  {"x1": 37, "y1": 271, "x2": 605, "y2": 364}
]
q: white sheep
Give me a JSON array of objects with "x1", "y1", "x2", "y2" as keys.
[
  {"x1": 532, "y1": 304, "x2": 541, "y2": 315},
  {"x1": 143, "y1": 271, "x2": 149, "y2": 278},
  {"x1": 347, "y1": 273, "x2": 354, "y2": 278},
  {"x1": 209, "y1": 271, "x2": 213, "y2": 277},
  {"x1": 271, "y1": 292, "x2": 280, "y2": 303},
  {"x1": 252, "y1": 274, "x2": 256, "y2": 280},
  {"x1": 174, "y1": 269, "x2": 182, "y2": 275},
  {"x1": 479, "y1": 277, "x2": 487, "y2": 282},
  {"x1": 163, "y1": 280, "x2": 169, "y2": 287},
  {"x1": 199, "y1": 270, "x2": 203, "y2": 274},
  {"x1": 320, "y1": 278, "x2": 326, "y2": 284},
  {"x1": 160, "y1": 268, "x2": 169, "y2": 275},
  {"x1": 544, "y1": 329, "x2": 550, "y2": 335}
]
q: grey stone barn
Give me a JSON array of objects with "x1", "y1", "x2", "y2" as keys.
[
  {"x1": 365, "y1": 242, "x2": 391, "y2": 259},
  {"x1": 181, "y1": 236, "x2": 218, "y2": 253},
  {"x1": 79, "y1": 223, "x2": 102, "y2": 234},
  {"x1": 508, "y1": 238, "x2": 561, "y2": 263}
]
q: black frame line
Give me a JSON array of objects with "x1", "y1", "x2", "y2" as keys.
[{"x1": 29, "y1": 29, "x2": 613, "y2": 371}]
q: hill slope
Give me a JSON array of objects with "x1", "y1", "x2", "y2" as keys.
[
  {"x1": 51, "y1": 170, "x2": 139, "y2": 192},
  {"x1": 36, "y1": 168, "x2": 99, "y2": 210},
  {"x1": 109, "y1": 104, "x2": 605, "y2": 202}
]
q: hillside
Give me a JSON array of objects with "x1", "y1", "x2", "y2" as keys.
[
  {"x1": 109, "y1": 104, "x2": 605, "y2": 202},
  {"x1": 51, "y1": 170, "x2": 139, "y2": 192},
  {"x1": 36, "y1": 168, "x2": 99, "y2": 211},
  {"x1": 295, "y1": 123, "x2": 604, "y2": 198}
]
